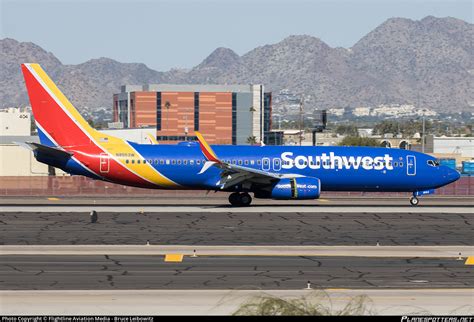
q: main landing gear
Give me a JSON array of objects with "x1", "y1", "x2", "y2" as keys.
[
  {"x1": 410, "y1": 196, "x2": 419, "y2": 206},
  {"x1": 228, "y1": 192, "x2": 252, "y2": 207}
]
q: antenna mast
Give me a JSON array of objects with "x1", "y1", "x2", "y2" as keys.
[{"x1": 299, "y1": 95, "x2": 304, "y2": 146}]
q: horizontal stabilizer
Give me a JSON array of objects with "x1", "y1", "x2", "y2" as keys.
[{"x1": 18, "y1": 142, "x2": 73, "y2": 159}]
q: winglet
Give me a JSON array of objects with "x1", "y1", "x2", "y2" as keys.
[{"x1": 195, "y1": 131, "x2": 220, "y2": 163}]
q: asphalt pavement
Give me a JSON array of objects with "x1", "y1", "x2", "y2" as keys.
[
  {"x1": 1, "y1": 210, "x2": 472, "y2": 245},
  {"x1": 1, "y1": 255, "x2": 472, "y2": 290}
]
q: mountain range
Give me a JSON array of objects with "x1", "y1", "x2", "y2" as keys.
[{"x1": 1, "y1": 16, "x2": 472, "y2": 113}]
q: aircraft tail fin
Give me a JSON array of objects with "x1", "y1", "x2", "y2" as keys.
[{"x1": 21, "y1": 63, "x2": 98, "y2": 148}]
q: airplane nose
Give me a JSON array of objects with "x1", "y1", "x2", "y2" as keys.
[{"x1": 445, "y1": 167, "x2": 461, "y2": 184}]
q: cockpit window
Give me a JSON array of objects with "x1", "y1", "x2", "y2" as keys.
[{"x1": 427, "y1": 160, "x2": 440, "y2": 167}]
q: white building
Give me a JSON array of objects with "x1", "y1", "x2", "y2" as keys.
[
  {"x1": 328, "y1": 107, "x2": 345, "y2": 117},
  {"x1": 357, "y1": 128, "x2": 373, "y2": 137},
  {"x1": 0, "y1": 108, "x2": 30, "y2": 136},
  {"x1": 353, "y1": 107, "x2": 371, "y2": 117},
  {"x1": 432, "y1": 136, "x2": 474, "y2": 158},
  {"x1": 100, "y1": 128, "x2": 157, "y2": 144}
]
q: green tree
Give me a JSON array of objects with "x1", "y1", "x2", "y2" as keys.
[
  {"x1": 233, "y1": 291, "x2": 375, "y2": 316},
  {"x1": 335, "y1": 124, "x2": 358, "y2": 136},
  {"x1": 30, "y1": 116, "x2": 36, "y2": 134},
  {"x1": 87, "y1": 118, "x2": 95, "y2": 128},
  {"x1": 246, "y1": 136, "x2": 257, "y2": 145},
  {"x1": 339, "y1": 136, "x2": 379, "y2": 147}
]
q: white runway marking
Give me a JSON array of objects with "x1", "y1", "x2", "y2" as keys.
[{"x1": 0, "y1": 205, "x2": 472, "y2": 213}]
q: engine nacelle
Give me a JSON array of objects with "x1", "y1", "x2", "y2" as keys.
[{"x1": 270, "y1": 177, "x2": 321, "y2": 200}]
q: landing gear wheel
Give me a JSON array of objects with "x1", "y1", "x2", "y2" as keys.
[
  {"x1": 410, "y1": 196, "x2": 419, "y2": 206},
  {"x1": 239, "y1": 192, "x2": 252, "y2": 207},
  {"x1": 228, "y1": 192, "x2": 241, "y2": 206}
]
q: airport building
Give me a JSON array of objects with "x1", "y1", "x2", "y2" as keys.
[
  {"x1": 113, "y1": 84, "x2": 274, "y2": 145},
  {"x1": 0, "y1": 107, "x2": 30, "y2": 136}
]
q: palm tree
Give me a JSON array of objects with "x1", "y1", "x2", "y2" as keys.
[{"x1": 246, "y1": 136, "x2": 257, "y2": 145}]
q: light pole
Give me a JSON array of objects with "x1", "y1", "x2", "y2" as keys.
[
  {"x1": 184, "y1": 114, "x2": 188, "y2": 141},
  {"x1": 165, "y1": 101, "x2": 170, "y2": 139},
  {"x1": 422, "y1": 115, "x2": 425, "y2": 153}
]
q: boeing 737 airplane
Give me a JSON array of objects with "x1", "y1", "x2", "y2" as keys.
[{"x1": 20, "y1": 63, "x2": 460, "y2": 206}]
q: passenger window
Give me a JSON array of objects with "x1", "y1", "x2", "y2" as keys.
[
  {"x1": 250, "y1": 160, "x2": 255, "y2": 165},
  {"x1": 131, "y1": 160, "x2": 135, "y2": 164},
  {"x1": 160, "y1": 160, "x2": 164, "y2": 165},
  {"x1": 184, "y1": 160, "x2": 188, "y2": 165},
  {"x1": 257, "y1": 160, "x2": 261, "y2": 165},
  {"x1": 137, "y1": 160, "x2": 141, "y2": 164},
  {"x1": 238, "y1": 160, "x2": 243, "y2": 165},
  {"x1": 399, "y1": 162, "x2": 404, "y2": 167},
  {"x1": 126, "y1": 160, "x2": 129, "y2": 164},
  {"x1": 190, "y1": 160, "x2": 194, "y2": 165},
  {"x1": 172, "y1": 160, "x2": 176, "y2": 165},
  {"x1": 244, "y1": 160, "x2": 249, "y2": 165},
  {"x1": 232, "y1": 160, "x2": 236, "y2": 164},
  {"x1": 177, "y1": 160, "x2": 182, "y2": 165},
  {"x1": 166, "y1": 160, "x2": 170, "y2": 165},
  {"x1": 394, "y1": 162, "x2": 398, "y2": 167},
  {"x1": 197, "y1": 160, "x2": 201, "y2": 165}
]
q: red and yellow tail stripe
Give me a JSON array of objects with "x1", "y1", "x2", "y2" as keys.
[
  {"x1": 22, "y1": 63, "x2": 178, "y2": 188},
  {"x1": 195, "y1": 131, "x2": 220, "y2": 163}
]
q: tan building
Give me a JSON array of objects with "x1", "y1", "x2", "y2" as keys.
[{"x1": 113, "y1": 84, "x2": 273, "y2": 145}]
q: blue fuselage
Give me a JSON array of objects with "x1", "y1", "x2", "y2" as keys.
[{"x1": 118, "y1": 142, "x2": 460, "y2": 193}]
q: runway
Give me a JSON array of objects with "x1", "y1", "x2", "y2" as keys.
[
  {"x1": 1, "y1": 197, "x2": 472, "y2": 315},
  {"x1": 1, "y1": 196, "x2": 472, "y2": 206},
  {"x1": 1, "y1": 210, "x2": 472, "y2": 245},
  {"x1": 2, "y1": 289, "x2": 473, "y2": 315},
  {"x1": 1, "y1": 255, "x2": 472, "y2": 290},
  {"x1": 1, "y1": 205, "x2": 472, "y2": 213}
]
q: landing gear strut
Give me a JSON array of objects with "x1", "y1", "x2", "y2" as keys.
[
  {"x1": 228, "y1": 192, "x2": 252, "y2": 207},
  {"x1": 410, "y1": 196, "x2": 419, "y2": 206}
]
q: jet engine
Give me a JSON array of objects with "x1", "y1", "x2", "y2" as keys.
[{"x1": 264, "y1": 177, "x2": 321, "y2": 200}]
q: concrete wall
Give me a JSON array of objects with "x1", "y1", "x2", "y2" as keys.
[
  {"x1": 100, "y1": 128, "x2": 156, "y2": 144},
  {"x1": 0, "y1": 145, "x2": 67, "y2": 176},
  {"x1": 433, "y1": 137, "x2": 474, "y2": 158},
  {"x1": 0, "y1": 108, "x2": 30, "y2": 136}
]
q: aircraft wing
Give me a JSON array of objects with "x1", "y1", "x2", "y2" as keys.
[{"x1": 195, "y1": 132, "x2": 302, "y2": 189}]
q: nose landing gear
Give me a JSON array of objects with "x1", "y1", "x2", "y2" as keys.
[
  {"x1": 409, "y1": 196, "x2": 419, "y2": 206},
  {"x1": 228, "y1": 192, "x2": 252, "y2": 207},
  {"x1": 410, "y1": 189, "x2": 435, "y2": 206}
]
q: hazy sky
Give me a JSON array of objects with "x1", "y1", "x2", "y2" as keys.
[{"x1": 1, "y1": 0, "x2": 472, "y2": 71}]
